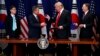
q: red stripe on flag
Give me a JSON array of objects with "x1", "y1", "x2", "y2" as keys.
[
  {"x1": 20, "y1": 19, "x2": 28, "y2": 34},
  {"x1": 20, "y1": 26, "x2": 28, "y2": 38},
  {"x1": 20, "y1": 17, "x2": 28, "y2": 38},
  {"x1": 23, "y1": 17, "x2": 28, "y2": 26},
  {"x1": 20, "y1": 33, "x2": 24, "y2": 38},
  {"x1": 20, "y1": 22, "x2": 28, "y2": 35}
]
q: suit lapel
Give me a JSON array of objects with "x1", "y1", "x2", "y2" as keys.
[
  {"x1": 32, "y1": 15, "x2": 40, "y2": 23},
  {"x1": 10, "y1": 15, "x2": 13, "y2": 25},
  {"x1": 82, "y1": 11, "x2": 89, "y2": 21}
]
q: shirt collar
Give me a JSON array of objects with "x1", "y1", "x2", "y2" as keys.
[
  {"x1": 85, "y1": 10, "x2": 89, "y2": 15},
  {"x1": 11, "y1": 14, "x2": 15, "y2": 17},
  {"x1": 59, "y1": 8, "x2": 64, "y2": 15},
  {"x1": 33, "y1": 13, "x2": 37, "y2": 17}
]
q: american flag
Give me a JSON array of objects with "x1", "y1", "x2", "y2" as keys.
[
  {"x1": 90, "y1": 0, "x2": 97, "y2": 51},
  {"x1": 18, "y1": 0, "x2": 28, "y2": 39},
  {"x1": 90, "y1": 0, "x2": 95, "y2": 14},
  {"x1": 90, "y1": 0, "x2": 97, "y2": 27}
]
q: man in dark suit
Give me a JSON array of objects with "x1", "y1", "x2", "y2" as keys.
[
  {"x1": 4, "y1": 5, "x2": 21, "y2": 56},
  {"x1": 93, "y1": 15, "x2": 100, "y2": 56},
  {"x1": 53, "y1": 2, "x2": 71, "y2": 56},
  {"x1": 5, "y1": 6, "x2": 21, "y2": 38},
  {"x1": 78, "y1": 3, "x2": 94, "y2": 56},
  {"x1": 96, "y1": 15, "x2": 100, "y2": 40},
  {"x1": 27, "y1": 6, "x2": 46, "y2": 56}
]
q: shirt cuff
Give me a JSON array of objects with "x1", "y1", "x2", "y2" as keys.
[{"x1": 84, "y1": 24, "x2": 86, "y2": 28}]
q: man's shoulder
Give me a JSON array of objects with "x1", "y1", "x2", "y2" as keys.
[
  {"x1": 63, "y1": 9, "x2": 69, "y2": 13},
  {"x1": 28, "y1": 14, "x2": 35, "y2": 18},
  {"x1": 6, "y1": 14, "x2": 11, "y2": 18},
  {"x1": 62, "y1": 9, "x2": 70, "y2": 14},
  {"x1": 87, "y1": 11, "x2": 95, "y2": 18},
  {"x1": 28, "y1": 14, "x2": 32, "y2": 17}
]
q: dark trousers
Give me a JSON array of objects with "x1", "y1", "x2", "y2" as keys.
[
  {"x1": 0, "y1": 47, "x2": 2, "y2": 54},
  {"x1": 93, "y1": 44, "x2": 100, "y2": 56},
  {"x1": 93, "y1": 48, "x2": 100, "y2": 56},
  {"x1": 3, "y1": 31, "x2": 20, "y2": 56},
  {"x1": 3, "y1": 44, "x2": 12, "y2": 56},
  {"x1": 27, "y1": 44, "x2": 55, "y2": 56},
  {"x1": 3, "y1": 44, "x2": 26, "y2": 56},
  {"x1": 40, "y1": 44, "x2": 55, "y2": 56},
  {"x1": 78, "y1": 45, "x2": 92, "y2": 56},
  {"x1": 56, "y1": 44, "x2": 71, "y2": 56},
  {"x1": 27, "y1": 44, "x2": 39, "y2": 56}
]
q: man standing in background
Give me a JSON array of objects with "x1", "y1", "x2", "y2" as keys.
[
  {"x1": 4, "y1": 5, "x2": 21, "y2": 56},
  {"x1": 78, "y1": 3, "x2": 94, "y2": 56}
]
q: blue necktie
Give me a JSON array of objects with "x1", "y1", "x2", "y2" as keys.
[{"x1": 12, "y1": 16, "x2": 17, "y2": 31}]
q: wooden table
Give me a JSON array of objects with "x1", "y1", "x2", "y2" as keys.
[{"x1": 0, "y1": 38, "x2": 98, "y2": 56}]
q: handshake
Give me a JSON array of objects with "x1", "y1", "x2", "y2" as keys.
[{"x1": 40, "y1": 22, "x2": 46, "y2": 27}]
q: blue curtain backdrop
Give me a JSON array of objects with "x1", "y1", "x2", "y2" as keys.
[
  {"x1": 1, "y1": 0, "x2": 100, "y2": 29},
  {"x1": 4, "y1": 0, "x2": 100, "y2": 17}
]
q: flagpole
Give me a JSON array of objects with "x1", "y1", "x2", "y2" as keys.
[
  {"x1": 38, "y1": 0, "x2": 48, "y2": 38},
  {"x1": 70, "y1": 0, "x2": 80, "y2": 41}
]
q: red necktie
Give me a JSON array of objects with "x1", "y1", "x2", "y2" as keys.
[{"x1": 55, "y1": 12, "x2": 60, "y2": 28}]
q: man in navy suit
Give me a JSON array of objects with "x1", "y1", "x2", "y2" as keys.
[
  {"x1": 4, "y1": 5, "x2": 21, "y2": 56},
  {"x1": 27, "y1": 6, "x2": 46, "y2": 56},
  {"x1": 93, "y1": 15, "x2": 100, "y2": 56},
  {"x1": 78, "y1": 3, "x2": 94, "y2": 56},
  {"x1": 5, "y1": 6, "x2": 21, "y2": 38}
]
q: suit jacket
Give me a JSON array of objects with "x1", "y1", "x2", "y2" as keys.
[
  {"x1": 96, "y1": 15, "x2": 100, "y2": 34},
  {"x1": 5, "y1": 15, "x2": 21, "y2": 38},
  {"x1": 28, "y1": 14, "x2": 41, "y2": 38},
  {"x1": 79, "y1": 11, "x2": 94, "y2": 38},
  {"x1": 53, "y1": 9, "x2": 71, "y2": 39}
]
